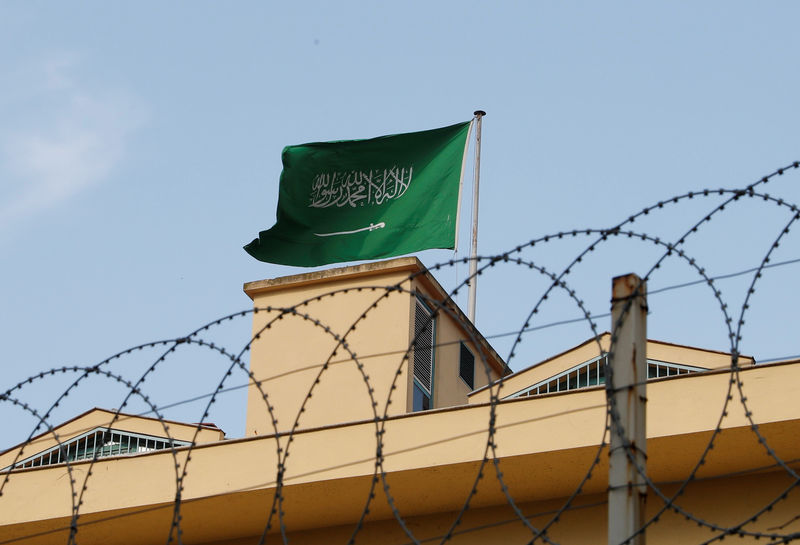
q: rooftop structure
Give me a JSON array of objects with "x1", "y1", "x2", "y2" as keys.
[{"x1": 242, "y1": 257, "x2": 508, "y2": 436}]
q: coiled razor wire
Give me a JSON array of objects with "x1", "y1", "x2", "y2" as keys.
[{"x1": 0, "y1": 160, "x2": 798, "y2": 544}]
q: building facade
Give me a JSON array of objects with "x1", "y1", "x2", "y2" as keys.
[{"x1": 1, "y1": 258, "x2": 798, "y2": 544}]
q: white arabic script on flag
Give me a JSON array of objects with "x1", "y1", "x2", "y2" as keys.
[{"x1": 308, "y1": 166, "x2": 413, "y2": 208}]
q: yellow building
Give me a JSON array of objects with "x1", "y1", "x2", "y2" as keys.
[{"x1": 1, "y1": 258, "x2": 798, "y2": 544}]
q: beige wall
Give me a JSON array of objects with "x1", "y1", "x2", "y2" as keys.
[
  {"x1": 5, "y1": 468, "x2": 795, "y2": 544},
  {"x1": 245, "y1": 264, "x2": 415, "y2": 436},
  {"x1": 427, "y1": 299, "x2": 498, "y2": 409},
  {"x1": 211, "y1": 470, "x2": 797, "y2": 545},
  {"x1": 244, "y1": 258, "x2": 506, "y2": 436}
]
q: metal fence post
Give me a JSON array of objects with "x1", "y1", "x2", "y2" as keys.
[{"x1": 608, "y1": 273, "x2": 648, "y2": 545}]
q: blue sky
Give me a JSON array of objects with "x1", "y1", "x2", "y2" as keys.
[{"x1": 2, "y1": 2, "x2": 800, "y2": 442}]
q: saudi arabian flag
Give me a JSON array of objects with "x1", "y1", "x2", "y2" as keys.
[{"x1": 244, "y1": 121, "x2": 472, "y2": 267}]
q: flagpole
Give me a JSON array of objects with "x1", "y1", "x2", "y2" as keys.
[{"x1": 467, "y1": 110, "x2": 485, "y2": 324}]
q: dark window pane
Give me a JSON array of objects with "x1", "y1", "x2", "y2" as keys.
[
  {"x1": 459, "y1": 343, "x2": 475, "y2": 389},
  {"x1": 568, "y1": 371, "x2": 578, "y2": 390}
]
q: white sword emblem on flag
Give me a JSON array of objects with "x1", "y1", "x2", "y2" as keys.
[{"x1": 314, "y1": 222, "x2": 386, "y2": 237}]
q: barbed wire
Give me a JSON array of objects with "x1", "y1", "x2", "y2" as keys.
[{"x1": 1, "y1": 160, "x2": 799, "y2": 544}]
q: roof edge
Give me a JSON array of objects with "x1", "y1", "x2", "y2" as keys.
[{"x1": 243, "y1": 257, "x2": 423, "y2": 300}]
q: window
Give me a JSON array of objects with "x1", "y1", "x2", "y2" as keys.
[
  {"x1": 459, "y1": 342, "x2": 475, "y2": 389},
  {"x1": 506, "y1": 357, "x2": 707, "y2": 399},
  {"x1": 1, "y1": 427, "x2": 192, "y2": 472},
  {"x1": 413, "y1": 298, "x2": 435, "y2": 411},
  {"x1": 413, "y1": 382, "x2": 431, "y2": 411}
]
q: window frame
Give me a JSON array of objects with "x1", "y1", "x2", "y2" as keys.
[
  {"x1": 412, "y1": 296, "x2": 436, "y2": 411},
  {"x1": 505, "y1": 356, "x2": 707, "y2": 399}
]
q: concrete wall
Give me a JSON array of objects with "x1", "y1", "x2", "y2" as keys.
[{"x1": 244, "y1": 258, "x2": 506, "y2": 436}]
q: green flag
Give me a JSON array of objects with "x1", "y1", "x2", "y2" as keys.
[{"x1": 244, "y1": 121, "x2": 472, "y2": 267}]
